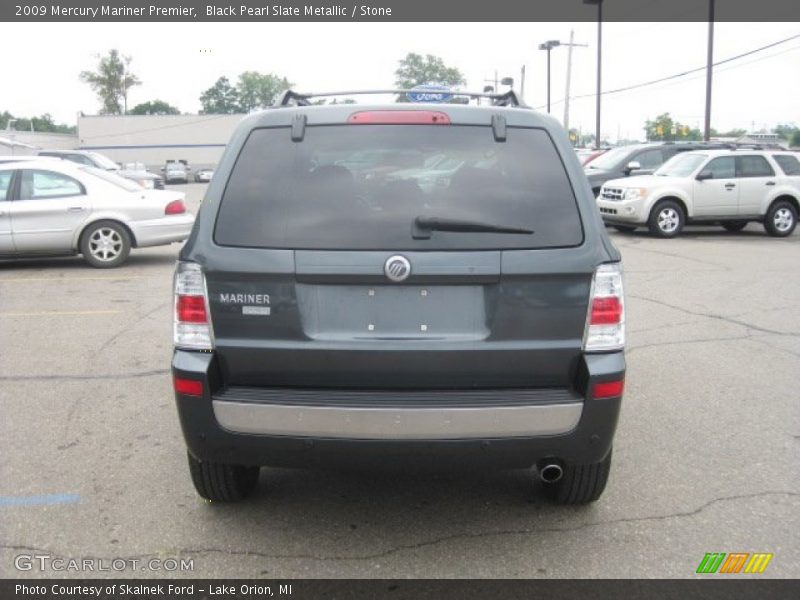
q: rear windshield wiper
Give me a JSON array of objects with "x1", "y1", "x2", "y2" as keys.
[{"x1": 412, "y1": 216, "x2": 534, "y2": 239}]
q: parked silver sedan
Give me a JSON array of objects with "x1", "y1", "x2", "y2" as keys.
[{"x1": 0, "y1": 159, "x2": 194, "y2": 268}]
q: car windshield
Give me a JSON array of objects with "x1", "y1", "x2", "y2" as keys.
[
  {"x1": 87, "y1": 152, "x2": 120, "y2": 170},
  {"x1": 167, "y1": 163, "x2": 183, "y2": 171},
  {"x1": 82, "y1": 166, "x2": 142, "y2": 192},
  {"x1": 585, "y1": 146, "x2": 633, "y2": 170},
  {"x1": 215, "y1": 125, "x2": 584, "y2": 250},
  {"x1": 655, "y1": 153, "x2": 707, "y2": 177}
]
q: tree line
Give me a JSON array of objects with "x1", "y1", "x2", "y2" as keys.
[{"x1": 6, "y1": 49, "x2": 799, "y2": 147}]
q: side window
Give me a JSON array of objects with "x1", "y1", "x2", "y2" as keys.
[
  {"x1": 737, "y1": 155, "x2": 775, "y2": 178},
  {"x1": 635, "y1": 149, "x2": 664, "y2": 170},
  {"x1": 19, "y1": 170, "x2": 85, "y2": 200},
  {"x1": 773, "y1": 155, "x2": 800, "y2": 176},
  {"x1": 704, "y1": 157, "x2": 735, "y2": 179},
  {"x1": 0, "y1": 170, "x2": 12, "y2": 201}
]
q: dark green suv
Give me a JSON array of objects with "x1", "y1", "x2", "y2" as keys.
[{"x1": 172, "y1": 90, "x2": 626, "y2": 504}]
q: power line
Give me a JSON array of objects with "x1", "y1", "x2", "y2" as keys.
[
  {"x1": 535, "y1": 33, "x2": 800, "y2": 110},
  {"x1": 551, "y1": 42, "x2": 800, "y2": 109}
]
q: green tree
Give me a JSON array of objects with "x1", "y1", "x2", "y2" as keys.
[
  {"x1": 79, "y1": 49, "x2": 141, "y2": 114},
  {"x1": 791, "y1": 130, "x2": 800, "y2": 147},
  {"x1": 199, "y1": 77, "x2": 241, "y2": 114},
  {"x1": 772, "y1": 123, "x2": 800, "y2": 140},
  {"x1": 0, "y1": 111, "x2": 75, "y2": 133},
  {"x1": 644, "y1": 113, "x2": 702, "y2": 142},
  {"x1": 129, "y1": 100, "x2": 181, "y2": 115},
  {"x1": 394, "y1": 53, "x2": 466, "y2": 101},
  {"x1": 716, "y1": 128, "x2": 746, "y2": 138},
  {"x1": 0, "y1": 110, "x2": 15, "y2": 130},
  {"x1": 237, "y1": 72, "x2": 292, "y2": 112}
]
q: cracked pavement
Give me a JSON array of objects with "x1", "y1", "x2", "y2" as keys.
[{"x1": 1, "y1": 185, "x2": 798, "y2": 578}]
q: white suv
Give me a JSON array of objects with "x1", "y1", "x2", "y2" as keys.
[{"x1": 596, "y1": 150, "x2": 800, "y2": 238}]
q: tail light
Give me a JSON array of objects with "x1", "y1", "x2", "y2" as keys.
[
  {"x1": 174, "y1": 376, "x2": 203, "y2": 397},
  {"x1": 165, "y1": 199, "x2": 186, "y2": 215},
  {"x1": 592, "y1": 379, "x2": 625, "y2": 399},
  {"x1": 583, "y1": 263, "x2": 625, "y2": 352},
  {"x1": 174, "y1": 262, "x2": 213, "y2": 350}
]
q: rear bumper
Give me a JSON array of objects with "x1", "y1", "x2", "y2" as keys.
[
  {"x1": 172, "y1": 350, "x2": 624, "y2": 468},
  {"x1": 131, "y1": 215, "x2": 194, "y2": 248}
]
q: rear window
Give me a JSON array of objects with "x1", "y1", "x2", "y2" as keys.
[
  {"x1": 773, "y1": 154, "x2": 800, "y2": 176},
  {"x1": 215, "y1": 125, "x2": 583, "y2": 250}
]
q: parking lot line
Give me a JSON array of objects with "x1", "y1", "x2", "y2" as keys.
[
  {"x1": 0, "y1": 310, "x2": 123, "y2": 317},
  {"x1": 0, "y1": 276, "x2": 144, "y2": 283},
  {"x1": 0, "y1": 493, "x2": 80, "y2": 507}
]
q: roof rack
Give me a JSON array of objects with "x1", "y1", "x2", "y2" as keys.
[{"x1": 274, "y1": 89, "x2": 528, "y2": 108}]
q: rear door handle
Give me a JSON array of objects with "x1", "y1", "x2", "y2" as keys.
[
  {"x1": 67, "y1": 206, "x2": 85, "y2": 212},
  {"x1": 766, "y1": 181, "x2": 776, "y2": 186},
  {"x1": 724, "y1": 183, "x2": 736, "y2": 189}
]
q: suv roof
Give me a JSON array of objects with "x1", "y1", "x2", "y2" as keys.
[{"x1": 39, "y1": 149, "x2": 92, "y2": 156}]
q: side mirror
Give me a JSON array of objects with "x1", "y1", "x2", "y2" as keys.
[
  {"x1": 696, "y1": 170, "x2": 713, "y2": 181},
  {"x1": 625, "y1": 161, "x2": 641, "y2": 173},
  {"x1": 160, "y1": 167, "x2": 165, "y2": 172}
]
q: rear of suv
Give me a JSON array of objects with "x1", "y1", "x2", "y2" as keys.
[{"x1": 172, "y1": 90, "x2": 626, "y2": 505}]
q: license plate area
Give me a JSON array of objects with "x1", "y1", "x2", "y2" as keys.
[{"x1": 297, "y1": 284, "x2": 488, "y2": 341}]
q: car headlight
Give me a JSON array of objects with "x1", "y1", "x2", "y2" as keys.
[{"x1": 624, "y1": 187, "x2": 647, "y2": 200}]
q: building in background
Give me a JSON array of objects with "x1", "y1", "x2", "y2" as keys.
[{"x1": 77, "y1": 113, "x2": 245, "y2": 168}]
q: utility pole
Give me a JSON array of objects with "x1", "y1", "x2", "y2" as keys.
[
  {"x1": 563, "y1": 29, "x2": 587, "y2": 133},
  {"x1": 583, "y1": 0, "x2": 603, "y2": 149},
  {"x1": 704, "y1": 0, "x2": 715, "y2": 141},
  {"x1": 520, "y1": 65, "x2": 526, "y2": 101}
]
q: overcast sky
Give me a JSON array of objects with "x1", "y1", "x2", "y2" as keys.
[{"x1": 1, "y1": 21, "x2": 798, "y2": 140}]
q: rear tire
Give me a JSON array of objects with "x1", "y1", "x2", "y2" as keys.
[
  {"x1": 648, "y1": 200, "x2": 684, "y2": 238},
  {"x1": 764, "y1": 200, "x2": 797, "y2": 237},
  {"x1": 542, "y1": 450, "x2": 612, "y2": 505},
  {"x1": 613, "y1": 225, "x2": 637, "y2": 233},
  {"x1": 80, "y1": 220, "x2": 131, "y2": 268},
  {"x1": 187, "y1": 453, "x2": 260, "y2": 502},
  {"x1": 721, "y1": 220, "x2": 748, "y2": 232}
]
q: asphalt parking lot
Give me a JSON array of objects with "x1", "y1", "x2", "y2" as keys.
[{"x1": 1, "y1": 183, "x2": 798, "y2": 579}]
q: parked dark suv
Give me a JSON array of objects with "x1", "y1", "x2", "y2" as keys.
[
  {"x1": 172, "y1": 90, "x2": 626, "y2": 505},
  {"x1": 584, "y1": 142, "x2": 732, "y2": 196}
]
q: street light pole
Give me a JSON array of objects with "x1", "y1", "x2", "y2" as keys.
[
  {"x1": 538, "y1": 37, "x2": 587, "y2": 120},
  {"x1": 546, "y1": 47, "x2": 551, "y2": 112},
  {"x1": 538, "y1": 40, "x2": 560, "y2": 114},
  {"x1": 704, "y1": 0, "x2": 715, "y2": 141}
]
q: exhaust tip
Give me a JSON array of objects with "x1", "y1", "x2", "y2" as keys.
[{"x1": 539, "y1": 463, "x2": 564, "y2": 483}]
